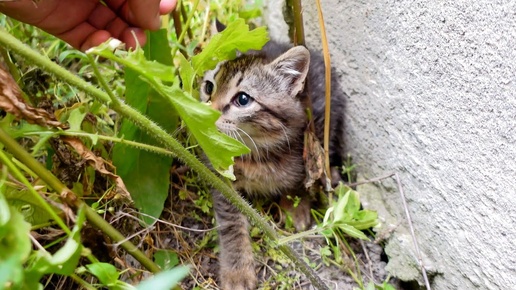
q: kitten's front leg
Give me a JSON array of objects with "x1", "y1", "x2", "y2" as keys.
[{"x1": 212, "y1": 189, "x2": 257, "y2": 290}]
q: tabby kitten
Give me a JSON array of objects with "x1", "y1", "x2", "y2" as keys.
[{"x1": 200, "y1": 39, "x2": 345, "y2": 289}]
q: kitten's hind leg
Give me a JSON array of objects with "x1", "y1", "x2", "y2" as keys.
[{"x1": 212, "y1": 189, "x2": 257, "y2": 290}]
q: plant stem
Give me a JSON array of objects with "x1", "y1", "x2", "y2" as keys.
[
  {"x1": 59, "y1": 131, "x2": 176, "y2": 157},
  {"x1": 0, "y1": 29, "x2": 328, "y2": 290},
  {"x1": 291, "y1": 0, "x2": 305, "y2": 45},
  {"x1": 278, "y1": 227, "x2": 322, "y2": 245},
  {"x1": 315, "y1": 0, "x2": 332, "y2": 192},
  {"x1": 82, "y1": 204, "x2": 161, "y2": 273},
  {"x1": 0, "y1": 30, "x2": 111, "y2": 104},
  {"x1": 171, "y1": 0, "x2": 200, "y2": 58},
  {"x1": 70, "y1": 273, "x2": 97, "y2": 290},
  {"x1": 0, "y1": 149, "x2": 71, "y2": 235},
  {"x1": 0, "y1": 127, "x2": 161, "y2": 273}
]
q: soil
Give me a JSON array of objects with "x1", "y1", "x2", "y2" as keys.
[{"x1": 122, "y1": 168, "x2": 404, "y2": 290}]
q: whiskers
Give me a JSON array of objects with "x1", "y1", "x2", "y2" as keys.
[
  {"x1": 234, "y1": 127, "x2": 262, "y2": 162},
  {"x1": 219, "y1": 122, "x2": 262, "y2": 161}
]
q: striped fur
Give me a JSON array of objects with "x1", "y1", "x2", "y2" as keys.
[{"x1": 201, "y1": 41, "x2": 346, "y2": 289}]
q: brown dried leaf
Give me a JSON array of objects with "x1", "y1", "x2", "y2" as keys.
[
  {"x1": 61, "y1": 136, "x2": 132, "y2": 201},
  {"x1": 303, "y1": 130, "x2": 332, "y2": 192},
  {"x1": 0, "y1": 66, "x2": 66, "y2": 128}
]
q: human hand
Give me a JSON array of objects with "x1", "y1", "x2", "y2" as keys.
[{"x1": 0, "y1": 0, "x2": 177, "y2": 51}]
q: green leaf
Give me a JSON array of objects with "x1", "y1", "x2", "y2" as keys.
[
  {"x1": 322, "y1": 183, "x2": 379, "y2": 239},
  {"x1": 24, "y1": 207, "x2": 86, "y2": 286},
  {"x1": 0, "y1": 187, "x2": 10, "y2": 225},
  {"x1": 112, "y1": 30, "x2": 177, "y2": 225},
  {"x1": 86, "y1": 262, "x2": 120, "y2": 286},
  {"x1": 332, "y1": 185, "x2": 351, "y2": 223},
  {"x1": 348, "y1": 210, "x2": 378, "y2": 230},
  {"x1": 90, "y1": 20, "x2": 267, "y2": 172},
  {"x1": 136, "y1": 266, "x2": 190, "y2": 290},
  {"x1": 154, "y1": 250, "x2": 179, "y2": 270},
  {"x1": 366, "y1": 282, "x2": 376, "y2": 290},
  {"x1": 382, "y1": 282, "x2": 397, "y2": 290},
  {"x1": 191, "y1": 18, "x2": 269, "y2": 75},
  {"x1": 84, "y1": 262, "x2": 136, "y2": 289},
  {"x1": 4, "y1": 188, "x2": 56, "y2": 225},
  {"x1": 343, "y1": 186, "x2": 361, "y2": 215},
  {"x1": 67, "y1": 105, "x2": 87, "y2": 131},
  {"x1": 335, "y1": 223, "x2": 369, "y2": 240},
  {"x1": 88, "y1": 39, "x2": 175, "y2": 83},
  {"x1": 160, "y1": 83, "x2": 250, "y2": 171},
  {"x1": 177, "y1": 53, "x2": 195, "y2": 95},
  {"x1": 0, "y1": 192, "x2": 31, "y2": 289}
]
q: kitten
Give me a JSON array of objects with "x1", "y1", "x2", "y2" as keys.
[{"x1": 200, "y1": 39, "x2": 346, "y2": 289}]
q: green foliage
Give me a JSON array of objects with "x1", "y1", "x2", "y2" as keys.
[
  {"x1": 364, "y1": 280, "x2": 397, "y2": 290},
  {"x1": 136, "y1": 266, "x2": 190, "y2": 290},
  {"x1": 112, "y1": 30, "x2": 177, "y2": 225},
  {"x1": 322, "y1": 184, "x2": 378, "y2": 240},
  {"x1": 0, "y1": 2, "x2": 387, "y2": 289},
  {"x1": 83, "y1": 262, "x2": 134, "y2": 289},
  {"x1": 153, "y1": 250, "x2": 180, "y2": 270},
  {"x1": 3, "y1": 188, "x2": 55, "y2": 225},
  {"x1": 191, "y1": 18, "x2": 269, "y2": 75},
  {"x1": 88, "y1": 18, "x2": 270, "y2": 177},
  {"x1": 89, "y1": 19, "x2": 269, "y2": 223},
  {"x1": 81, "y1": 262, "x2": 188, "y2": 290},
  {"x1": 0, "y1": 187, "x2": 31, "y2": 289},
  {"x1": 23, "y1": 208, "x2": 85, "y2": 289}
]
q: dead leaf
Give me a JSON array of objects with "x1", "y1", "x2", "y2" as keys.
[
  {"x1": 0, "y1": 66, "x2": 66, "y2": 128},
  {"x1": 61, "y1": 136, "x2": 132, "y2": 201},
  {"x1": 303, "y1": 129, "x2": 332, "y2": 192}
]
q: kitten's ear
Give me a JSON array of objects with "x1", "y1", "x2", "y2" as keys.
[
  {"x1": 215, "y1": 19, "x2": 226, "y2": 32},
  {"x1": 268, "y1": 46, "x2": 310, "y2": 97}
]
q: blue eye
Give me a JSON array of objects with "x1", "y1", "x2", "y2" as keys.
[{"x1": 233, "y1": 92, "x2": 253, "y2": 107}]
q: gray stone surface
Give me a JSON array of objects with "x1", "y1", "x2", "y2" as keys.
[{"x1": 298, "y1": 0, "x2": 516, "y2": 289}]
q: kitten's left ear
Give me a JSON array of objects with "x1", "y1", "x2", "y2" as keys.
[{"x1": 268, "y1": 46, "x2": 310, "y2": 97}]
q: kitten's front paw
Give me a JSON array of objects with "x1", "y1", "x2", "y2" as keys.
[{"x1": 220, "y1": 265, "x2": 257, "y2": 290}]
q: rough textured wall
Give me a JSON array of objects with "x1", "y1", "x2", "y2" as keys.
[{"x1": 298, "y1": 0, "x2": 516, "y2": 289}]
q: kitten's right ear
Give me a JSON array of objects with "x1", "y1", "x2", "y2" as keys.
[{"x1": 268, "y1": 46, "x2": 310, "y2": 97}]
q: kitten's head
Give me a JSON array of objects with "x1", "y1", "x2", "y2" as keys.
[{"x1": 200, "y1": 46, "x2": 310, "y2": 152}]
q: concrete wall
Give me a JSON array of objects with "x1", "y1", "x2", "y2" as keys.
[{"x1": 269, "y1": 0, "x2": 515, "y2": 289}]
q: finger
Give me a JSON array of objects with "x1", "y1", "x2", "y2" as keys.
[
  {"x1": 120, "y1": 28, "x2": 147, "y2": 50},
  {"x1": 160, "y1": 0, "x2": 177, "y2": 15},
  {"x1": 80, "y1": 30, "x2": 111, "y2": 51},
  {"x1": 55, "y1": 22, "x2": 99, "y2": 50},
  {"x1": 126, "y1": 0, "x2": 162, "y2": 30},
  {"x1": 86, "y1": 3, "x2": 119, "y2": 30}
]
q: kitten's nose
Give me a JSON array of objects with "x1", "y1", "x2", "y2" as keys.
[
  {"x1": 210, "y1": 100, "x2": 221, "y2": 111},
  {"x1": 210, "y1": 100, "x2": 230, "y2": 113}
]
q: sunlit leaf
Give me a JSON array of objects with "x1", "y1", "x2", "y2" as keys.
[
  {"x1": 159, "y1": 83, "x2": 250, "y2": 171},
  {"x1": 136, "y1": 266, "x2": 190, "y2": 290},
  {"x1": 86, "y1": 262, "x2": 120, "y2": 286},
  {"x1": 335, "y1": 223, "x2": 368, "y2": 240},
  {"x1": 88, "y1": 19, "x2": 268, "y2": 172},
  {"x1": 0, "y1": 192, "x2": 31, "y2": 288},
  {"x1": 191, "y1": 18, "x2": 269, "y2": 75}
]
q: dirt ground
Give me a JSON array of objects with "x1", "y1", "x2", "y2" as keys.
[{"x1": 136, "y1": 175, "x2": 404, "y2": 290}]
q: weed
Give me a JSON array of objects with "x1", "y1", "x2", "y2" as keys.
[{"x1": 0, "y1": 1, "x2": 392, "y2": 289}]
